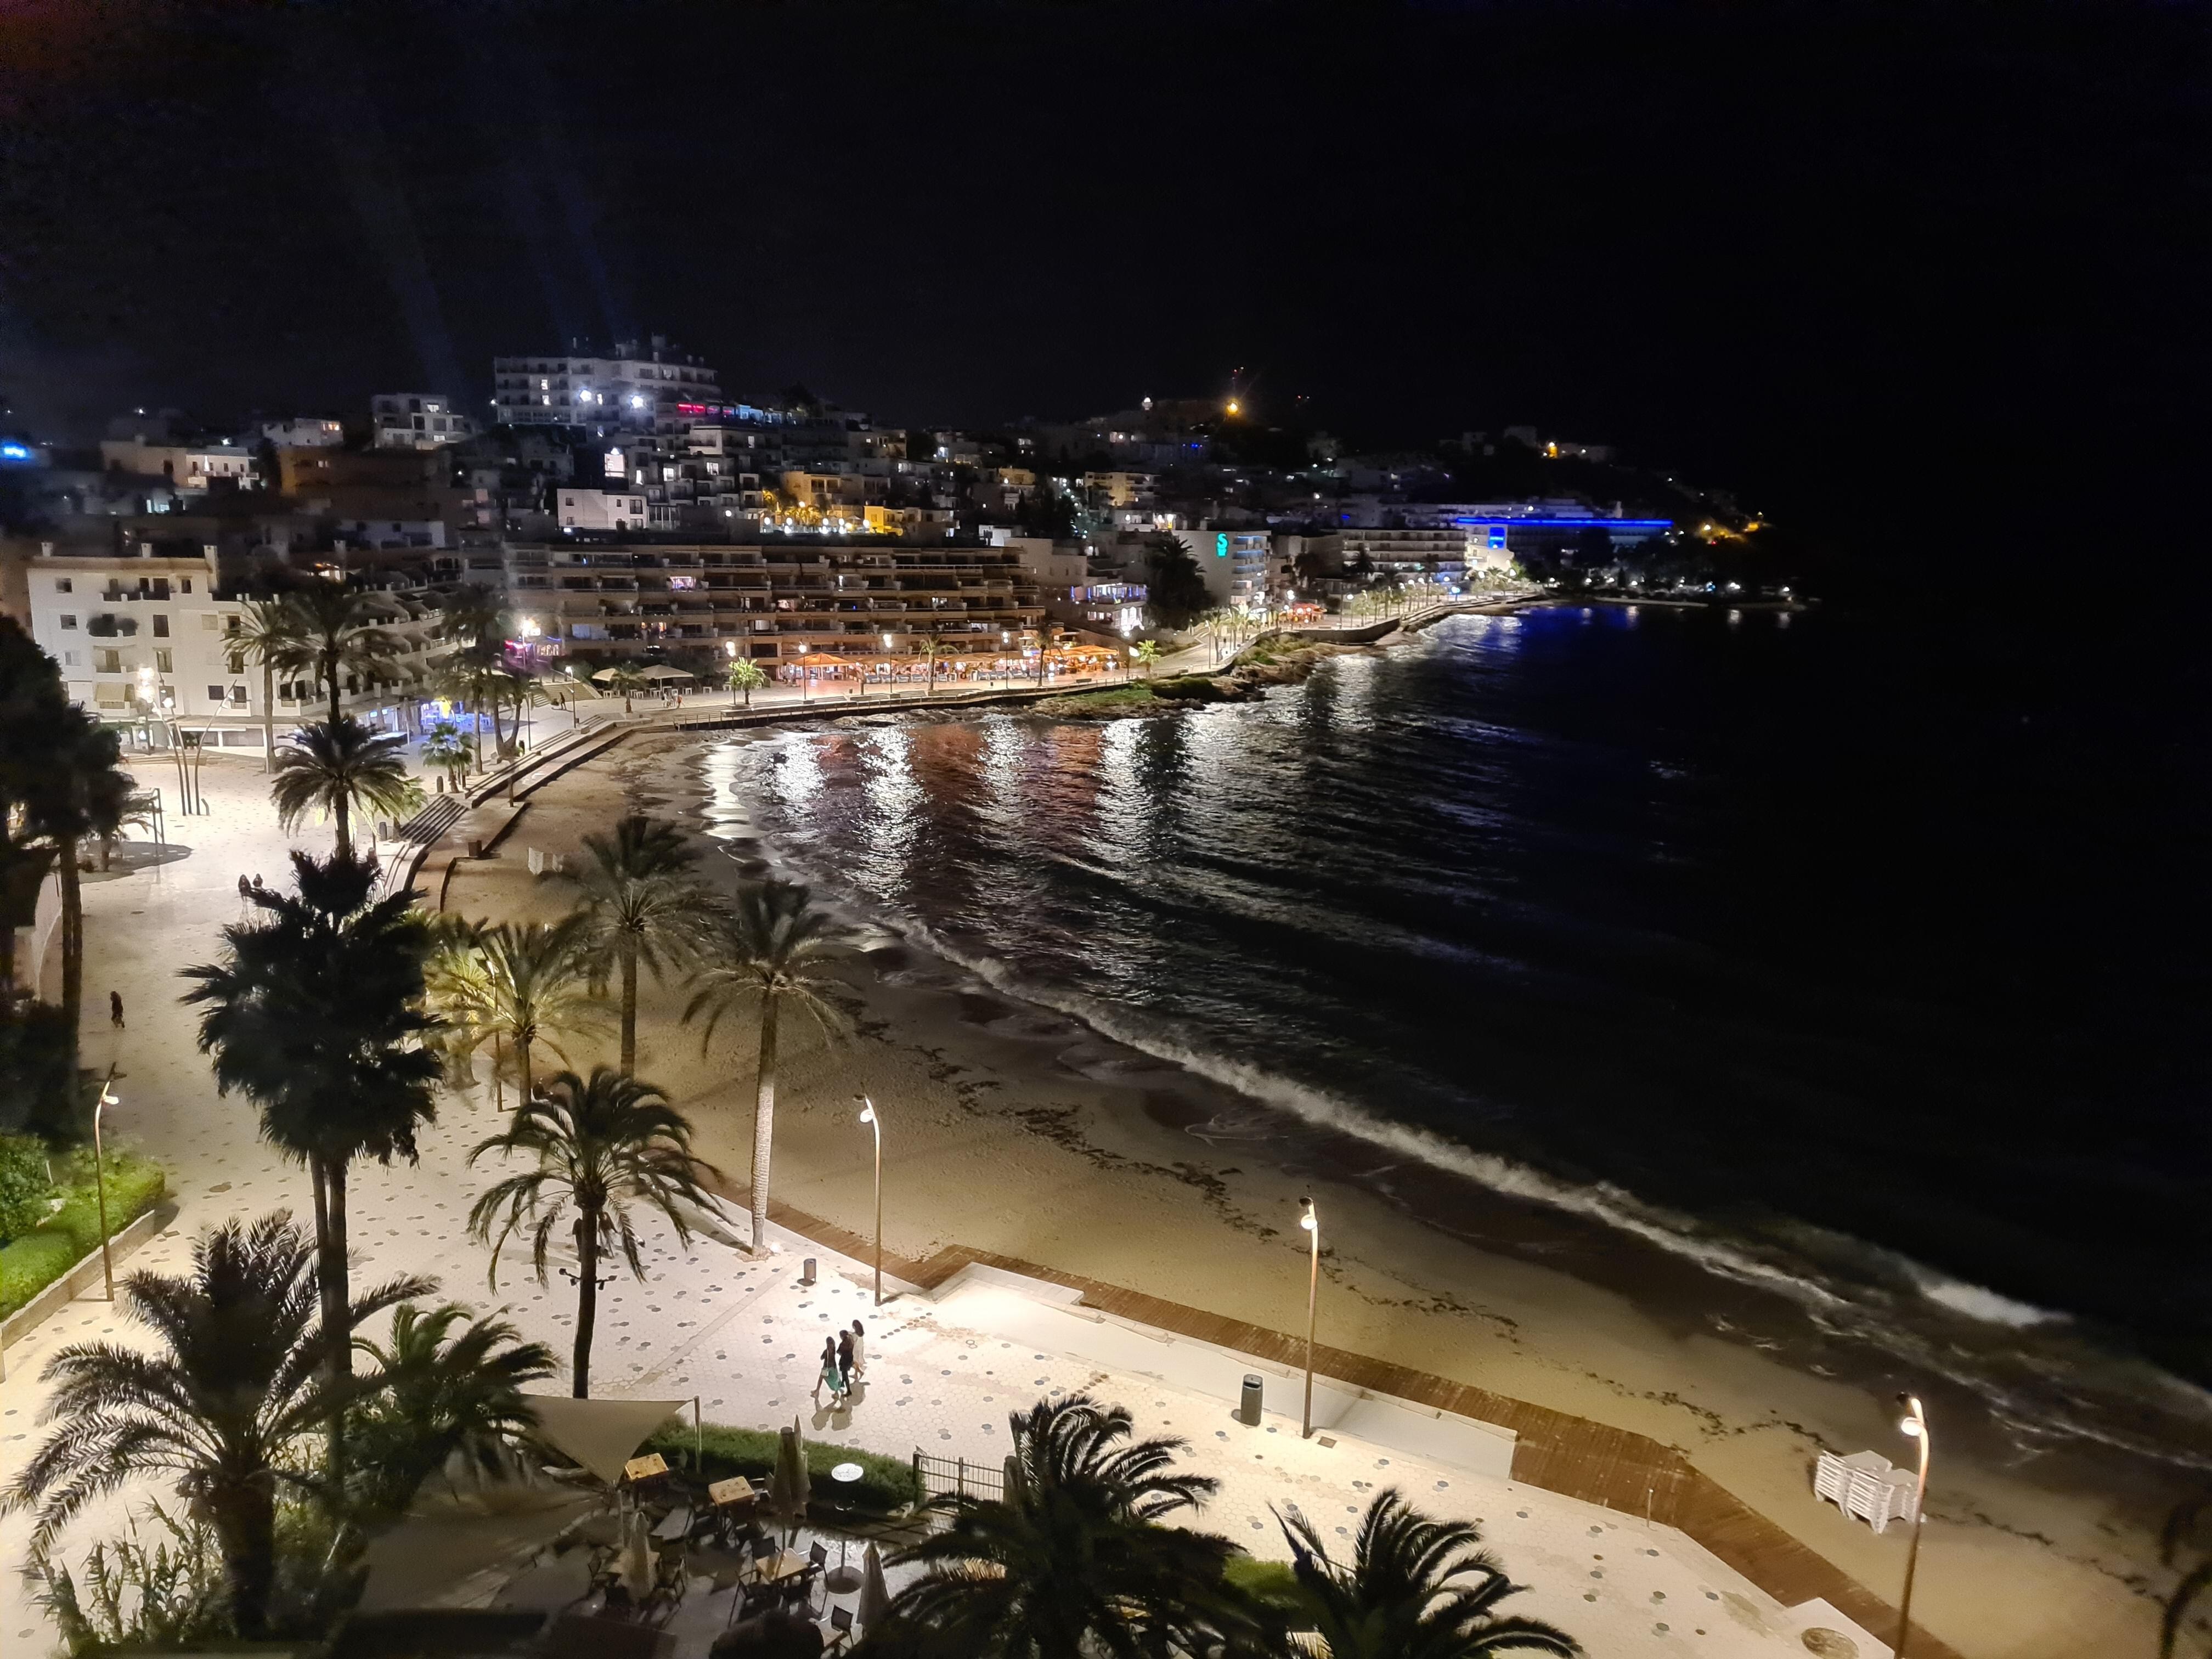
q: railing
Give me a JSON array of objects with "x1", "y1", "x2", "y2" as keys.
[{"x1": 912, "y1": 1448, "x2": 1003, "y2": 1506}]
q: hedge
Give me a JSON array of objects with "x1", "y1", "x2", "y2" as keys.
[
  {"x1": 0, "y1": 1152, "x2": 166, "y2": 1321},
  {"x1": 642, "y1": 1420, "x2": 919, "y2": 1515}
]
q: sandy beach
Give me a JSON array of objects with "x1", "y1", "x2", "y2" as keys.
[{"x1": 442, "y1": 723, "x2": 2183, "y2": 1659}]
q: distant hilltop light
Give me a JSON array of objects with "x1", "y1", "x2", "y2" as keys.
[{"x1": 1226, "y1": 400, "x2": 1240, "y2": 416}]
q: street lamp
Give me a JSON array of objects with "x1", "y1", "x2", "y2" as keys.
[
  {"x1": 1299, "y1": 1197, "x2": 1319, "y2": 1437},
  {"x1": 856, "y1": 1095, "x2": 883, "y2": 1306},
  {"x1": 1894, "y1": 1393, "x2": 1932, "y2": 1658},
  {"x1": 93, "y1": 1070, "x2": 117, "y2": 1300}
]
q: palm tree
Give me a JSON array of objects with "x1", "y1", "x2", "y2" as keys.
[
  {"x1": 1276, "y1": 1488, "x2": 1579, "y2": 1658},
  {"x1": 725, "y1": 656, "x2": 768, "y2": 708},
  {"x1": 466, "y1": 1067, "x2": 721, "y2": 1397},
  {"x1": 878, "y1": 1393, "x2": 1253, "y2": 1657},
  {"x1": 606, "y1": 663, "x2": 647, "y2": 714},
  {"x1": 681, "y1": 881, "x2": 844, "y2": 1252},
  {"x1": 1132, "y1": 639, "x2": 1162, "y2": 679},
  {"x1": 426, "y1": 915, "x2": 604, "y2": 1109},
  {"x1": 180, "y1": 849, "x2": 442, "y2": 1477},
  {"x1": 4, "y1": 1212, "x2": 431, "y2": 1639},
  {"x1": 31, "y1": 708, "x2": 135, "y2": 1053},
  {"x1": 567, "y1": 812, "x2": 718, "y2": 1074},
  {"x1": 228, "y1": 596, "x2": 298, "y2": 774},
  {"x1": 87, "y1": 781, "x2": 155, "y2": 871},
  {"x1": 270, "y1": 716, "x2": 419, "y2": 857},
  {"x1": 348, "y1": 1301, "x2": 556, "y2": 1521},
  {"x1": 263, "y1": 581, "x2": 404, "y2": 729},
  {"x1": 421, "y1": 719, "x2": 475, "y2": 792}
]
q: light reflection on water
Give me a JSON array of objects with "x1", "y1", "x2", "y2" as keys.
[{"x1": 670, "y1": 603, "x2": 2212, "y2": 1467}]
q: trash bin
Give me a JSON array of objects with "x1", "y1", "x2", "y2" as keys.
[
  {"x1": 800, "y1": 1257, "x2": 817, "y2": 1285},
  {"x1": 1239, "y1": 1374, "x2": 1263, "y2": 1427}
]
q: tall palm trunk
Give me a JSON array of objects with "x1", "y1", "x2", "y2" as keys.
[
  {"x1": 618, "y1": 936, "x2": 638, "y2": 1074},
  {"x1": 572, "y1": 1211, "x2": 600, "y2": 1397},
  {"x1": 308, "y1": 1155, "x2": 351, "y2": 1491},
  {"x1": 58, "y1": 835, "x2": 83, "y2": 1070},
  {"x1": 332, "y1": 789, "x2": 352, "y2": 860},
  {"x1": 327, "y1": 664, "x2": 343, "y2": 730},
  {"x1": 749, "y1": 997, "x2": 780, "y2": 1252},
  {"x1": 215, "y1": 1483, "x2": 279, "y2": 1640},
  {"x1": 517, "y1": 1029, "x2": 534, "y2": 1109},
  {"x1": 261, "y1": 662, "x2": 276, "y2": 772}
]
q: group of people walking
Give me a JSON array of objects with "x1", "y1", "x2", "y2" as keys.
[{"x1": 814, "y1": 1319, "x2": 867, "y2": 1407}]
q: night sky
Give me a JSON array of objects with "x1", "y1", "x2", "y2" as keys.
[{"x1": 2, "y1": 0, "x2": 2205, "y2": 566}]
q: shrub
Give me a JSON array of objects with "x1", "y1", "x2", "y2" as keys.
[
  {"x1": 0, "y1": 1001, "x2": 77, "y2": 1139},
  {"x1": 1222, "y1": 1553, "x2": 1305, "y2": 1612},
  {"x1": 0, "y1": 1152, "x2": 165, "y2": 1319},
  {"x1": 0, "y1": 1132, "x2": 55, "y2": 1243},
  {"x1": 642, "y1": 1420, "x2": 919, "y2": 1515}
]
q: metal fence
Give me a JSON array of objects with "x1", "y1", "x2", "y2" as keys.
[{"x1": 911, "y1": 1448, "x2": 1005, "y2": 1506}]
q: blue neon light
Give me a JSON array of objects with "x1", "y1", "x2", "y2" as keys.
[
  {"x1": 1449, "y1": 516, "x2": 1672, "y2": 531},
  {"x1": 0, "y1": 442, "x2": 31, "y2": 461}
]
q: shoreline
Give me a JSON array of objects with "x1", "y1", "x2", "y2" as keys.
[{"x1": 443, "y1": 691, "x2": 2180, "y2": 1659}]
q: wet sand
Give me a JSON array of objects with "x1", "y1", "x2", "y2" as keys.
[{"x1": 442, "y1": 730, "x2": 2183, "y2": 1658}]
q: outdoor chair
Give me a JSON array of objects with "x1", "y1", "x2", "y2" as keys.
[
  {"x1": 730, "y1": 1578, "x2": 781, "y2": 1629},
  {"x1": 824, "y1": 1605, "x2": 855, "y2": 1655}
]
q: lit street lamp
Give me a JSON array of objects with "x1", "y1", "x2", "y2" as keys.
[
  {"x1": 857, "y1": 1095, "x2": 883, "y2": 1306},
  {"x1": 1299, "y1": 1197, "x2": 1319, "y2": 1437},
  {"x1": 1894, "y1": 1393, "x2": 1933, "y2": 1658},
  {"x1": 93, "y1": 1070, "x2": 118, "y2": 1300}
]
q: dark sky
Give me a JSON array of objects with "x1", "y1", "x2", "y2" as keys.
[{"x1": 2, "y1": 0, "x2": 2205, "y2": 558}]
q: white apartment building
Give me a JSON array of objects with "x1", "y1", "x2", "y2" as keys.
[
  {"x1": 26, "y1": 549, "x2": 456, "y2": 748},
  {"x1": 556, "y1": 490, "x2": 650, "y2": 532},
  {"x1": 1177, "y1": 527, "x2": 1282, "y2": 611},
  {"x1": 491, "y1": 337, "x2": 721, "y2": 436},
  {"x1": 261, "y1": 416, "x2": 344, "y2": 447},
  {"x1": 97, "y1": 436, "x2": 256, "y2": 494},
  {"x1": 372, "y1": 393, "x2": 475, "y2": 449}
]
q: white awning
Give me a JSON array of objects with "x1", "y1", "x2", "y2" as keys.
[{"x1": 523, "y1": 1394, "x2": 688, "y2": 1485}]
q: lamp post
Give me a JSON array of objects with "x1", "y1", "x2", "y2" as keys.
[
  {"x1": 856, "y1": 1095, "x2": 883, "y2": 1306},
  {"x1": 93, "y1": 1070, "x2": 117, "y2": 1300},
  {"x1": 1895, "y1": 1393, "x2": 1932, "y2": 1658},
  {"x1": 1299, "y1": 1197, "x2": 1319, "y2": 1437}
]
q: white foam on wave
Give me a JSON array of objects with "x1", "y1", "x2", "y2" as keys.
[
  {"x1": 1911, "y1": 1272, "x2": 2064, "y2": 1328},
  {"x1": 878, "y1": 913, "x2": 1853, "y2": 1312}
]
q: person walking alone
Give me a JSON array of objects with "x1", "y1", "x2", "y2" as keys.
[{"x1": 109, "y1": 990, "x2": 125, "y2": 1029}]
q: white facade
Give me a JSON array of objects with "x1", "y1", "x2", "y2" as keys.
[
  {"x1": 491, "y1": 338, "x2": 721, "y2": 436},
  {"x1": 557, "y1": 489, "x2": 650, "y2": 531},
  {"x1": 261, "y1": 417, "x2": 344, "y2": 447},
  {"x1": 97, "y1": 437, "x2": 256, "y2": 493},
  {"x1": 27, "y1": 554, "x2": 455, "y2": 743},
  {"x1": 1178, "y1": 528, "x2": 1279, "y2": 610},
  {"x1": 372, "y1": 393, "x2": 475, "y2": 449}
]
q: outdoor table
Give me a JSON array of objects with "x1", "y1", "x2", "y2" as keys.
[
  {"x1": 823, "y1": 1464, "x2": 865, "y2": 1593},
  {"x1": 624, "y1": 1453, "x2": 669, "y2": 1484},
  {"x1": 756, "y1": 1549, "x2": 810, "y2": 1584},
  {"x1": 710, "y1": 1475, "x2": 758, "y2": 1508}
]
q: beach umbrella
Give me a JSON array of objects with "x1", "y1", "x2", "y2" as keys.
[
  {"x1": 858, "y1": 1541, "x2": 891, "y2": 1629},
  {"x1": 790, "y1": 1414, "x2": 812, "y2": 1513},
  {"x1": 768, "y1": 1426, "x2": 802, "y2": 1533}
]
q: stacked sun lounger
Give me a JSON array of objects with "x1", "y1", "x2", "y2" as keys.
[{"x1": 1813, "y1": 1449, "x2": 1921, "y2": 1533}]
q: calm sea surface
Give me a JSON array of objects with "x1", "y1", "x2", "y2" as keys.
[{"x1": 692, "y1": 603, "x2": 2212, "y2": 1462}]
